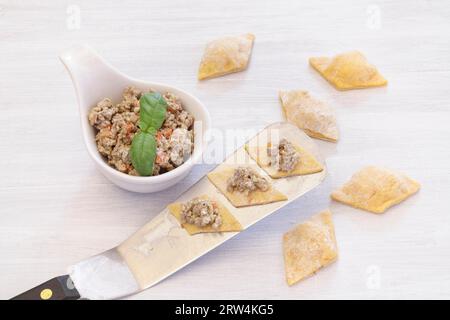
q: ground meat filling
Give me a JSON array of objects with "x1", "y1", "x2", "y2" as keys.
[
  {"x1": 268, "y1": 138, "x2": 300, "y2": 172},
  {"x1": 226, "y1": 167, "x2": 270, "y2": 194},
  {"x1": 88, "y1": 86, "x2": 194, "y2": 176},
  {"x1": 181, "y1": 198, "x2": 222, "y2": 228}
]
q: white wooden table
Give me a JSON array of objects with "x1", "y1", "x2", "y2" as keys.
[{"x1": 1, "y1": 0, "x2": 449, "y2": 299}]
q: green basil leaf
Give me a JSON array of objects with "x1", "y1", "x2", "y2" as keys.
[
  {"x1": 130, "y1": 131, "x2": 157, "y2": 176},
  {"x1": 139, "y1": 92, "x2": 167, "y2": 132}
]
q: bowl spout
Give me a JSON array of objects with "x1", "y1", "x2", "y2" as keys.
[{"x1": 59, "y1": 44, "x2": 130, "y2": 109}]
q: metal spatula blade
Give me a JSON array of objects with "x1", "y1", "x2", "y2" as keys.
[{"x1": 13, "y1": 122, "x2": 326, "y2": 300}]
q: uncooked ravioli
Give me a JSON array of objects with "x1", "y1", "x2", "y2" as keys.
[
  {"x1": 198, "y1": 33, "x2": 255, "y2": 80},
  {"x1": 331, "y1": 166, "x2": 420, "y2": 213},
  {"x1": 279, "y1": 90, "x2": 338, "y2": 142},
  {"x1": 283, "y1": 210, "x2": 338, "y2": 286},
  {"x1": 309, "y1": 51, "x2": 387, "y2": 90}
]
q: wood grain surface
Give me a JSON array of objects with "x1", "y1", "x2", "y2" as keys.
[{"x1": 0, "y1": 0, "x2": 449, "y2": 299}]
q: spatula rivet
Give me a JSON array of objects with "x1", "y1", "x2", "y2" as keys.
[{"x1": 40, "y1": 289, "x2": 53, "y2": 300}]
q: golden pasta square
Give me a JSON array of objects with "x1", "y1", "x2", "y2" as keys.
[
  {"x1": 245, "y1": 142, "x2": 323, "y2": 178},
  {"x1": 283, "y1": 210, "x2": 338, "y2": 286},
  {"x1": 207, "y1": 165, "x2": 287, "y2": 207},
  {"x1": 279, "y1": 90, "x2": 339, "y2": 142},
  {"x1": 331, "y1": 166, "x2": 420, "y2": 213},
  {"x1": 168, "y1": 195, "x2": 242, "y2": 235},
  {"x1": 198, "y1": 33, "x2": 255, "y2": 80},
  {"x1": 309, "y1": 51, "x2": 387, "y2": 90}
]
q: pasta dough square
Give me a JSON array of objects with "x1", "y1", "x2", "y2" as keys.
[
  {"x1": 207, "y1": 166, "x2": 287, "y2": 207},
  {"x1": 245, "y1": 142, "x2": 323, "y2": 178},
  {"x1": 283, "y1": 210, "x2": 338, "y2": 286},
  {"x1": 309, "y1": 51, "x2": 387, "y2": 90},
  {"x1": 279, "y1": 90, "x2": 339, "y2": 142},
  {"x1": 168, "y1": 195, "x2": 242, "y2": 235},
  {"x1": 331, "y1": 166, "x2": 420, "y2": 213},
  {"x1": 198, "y1": 33, "x2": 255, "y2": 80}
]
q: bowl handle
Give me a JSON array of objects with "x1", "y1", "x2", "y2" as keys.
[{"x1": 59, "y1": 44, "x2": 129, "y2": 108}]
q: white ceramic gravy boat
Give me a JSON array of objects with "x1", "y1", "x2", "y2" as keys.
[{"x1": 59, "y1": 45, "x2": 210, "y2": 193}]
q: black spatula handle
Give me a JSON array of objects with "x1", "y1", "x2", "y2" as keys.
[{"x1": 11, "y1": 275, "x2": 81, "y2": 300}]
